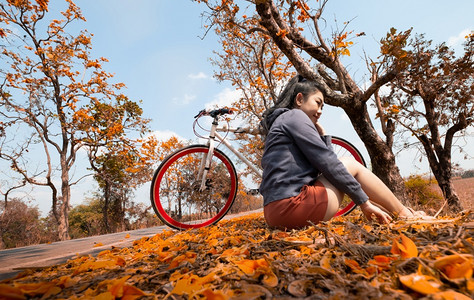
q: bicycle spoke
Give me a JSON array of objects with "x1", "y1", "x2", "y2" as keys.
[{"x1": 151, "y1": 146, "x2": 237, "y2": 230}]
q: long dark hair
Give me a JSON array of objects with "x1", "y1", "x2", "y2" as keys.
[{"x1": 260, "y1": 74, "x2": 322, "y2": 135}]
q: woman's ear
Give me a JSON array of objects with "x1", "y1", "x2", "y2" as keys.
[{"x1": 294, "y1": 93, "x2": 304, "y2": 107}]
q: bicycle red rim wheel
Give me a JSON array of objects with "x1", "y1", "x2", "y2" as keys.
[{"x1": 150, "y1": 145, "x2": 238, "y2": 230}]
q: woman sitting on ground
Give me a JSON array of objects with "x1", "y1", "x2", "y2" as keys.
[{"x1": 259, "y1": 74, "x2": 429, "y2": 229}]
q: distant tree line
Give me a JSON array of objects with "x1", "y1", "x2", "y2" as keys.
[
  {"x1": 0, "y1": 197, "x2": 160, "y2": 249},
  {"x1": 458, "y1": 169, "x2": 474, "y2": 179},
  {"x1": 0, "y1": 191, "x2": 262, "y2": 249}
]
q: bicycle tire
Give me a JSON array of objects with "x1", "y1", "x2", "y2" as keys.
[
  {"x1": 150, "y1": 145, "x2": 238, "y2": 230},
  {"x1": 331, "y1": 136, "x2": 367, "y2": 217}
]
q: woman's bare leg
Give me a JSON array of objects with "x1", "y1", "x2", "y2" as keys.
[
  {"x1": 318, "y1": 176, "x2": 344, "y2": 221},
  {"x1": 338, "y1": 157, "x2": 413, "y2": 217}
]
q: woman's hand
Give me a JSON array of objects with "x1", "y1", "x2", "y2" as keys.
[
  {"x1": 314, "y1": 122, "x2": 326, "y2": 136},
  {"x1": 359, "y1": 201, "x2": 392, "y2": 224}
]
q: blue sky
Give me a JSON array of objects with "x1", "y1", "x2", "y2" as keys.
[
  {"x1": 4, "y1": 0, "x2": 474, "y2": 214},
  {"x1": 74, "y1": 0, "x2": 473, "y2": 170}
]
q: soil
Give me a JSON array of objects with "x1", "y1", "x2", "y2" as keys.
[{"x1": 452, "y1": 177, "x2": 474, "y2": 211}]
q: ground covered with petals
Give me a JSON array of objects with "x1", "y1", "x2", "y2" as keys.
[{"x1": 0, "y1": 211, "x2": 473, "y2": 299}]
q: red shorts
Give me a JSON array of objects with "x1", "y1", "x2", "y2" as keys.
[{"x1": 264, "y1": 181, "x2": 328, "y2": 230}]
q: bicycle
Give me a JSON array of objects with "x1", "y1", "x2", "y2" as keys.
[{"x1": 150, "y1": 108, "x2": 367, "y2": 230}]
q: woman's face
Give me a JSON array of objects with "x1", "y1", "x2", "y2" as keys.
[{"x1": 295, "y1": 90, "x2": 324, "y2": 125}]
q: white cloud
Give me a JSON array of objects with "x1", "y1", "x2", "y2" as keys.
[
  {"x1": 447, "y1": 29, "x2": 472, "y2": 50},
  {"x1": 204, "y1": 87, "x2": 243, "y2": 110},
  {"x1": 148, "y1": 130, "x2": 185, "y2": 142},
  {"x1": 188, "y1": 72, "x2": 209, "y2": 80},
  {"x1": 172, "y1": 93, "x2": 196, "y2": 105}
]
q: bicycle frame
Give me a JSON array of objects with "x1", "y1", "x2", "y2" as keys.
[{"x1": 198, "y1": 115, "x2": 261, "y2": 191}]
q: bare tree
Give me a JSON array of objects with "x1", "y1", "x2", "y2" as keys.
[
  {"x1": 196, "y1": 0, "x2": 412, "y2": 201},
  {"x1": 378, "y1": 32, "x2": 474, "y2": 211},
  {"x1": 0, "y1": 0, "x2": 139, "y2": 239}
]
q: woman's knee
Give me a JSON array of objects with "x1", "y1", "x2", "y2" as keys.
[
  {"x1": 318, "y1": 176, "x2": 344, "y2": 221},
  {"x1": 339, "y1": 156, "x2": 363, "y2": 176}
]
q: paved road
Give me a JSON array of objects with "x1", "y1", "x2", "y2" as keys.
[
  {"x1": 0, "y1": 208, "x2": 263, "y2": 280},
  {"x1": 0, "y1": 225, "x2": 167, "y2": 280}
]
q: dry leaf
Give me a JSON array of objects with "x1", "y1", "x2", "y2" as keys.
[
  {"x1": 171, "y1": 272, "x2": 217, "y2": 296},
  {"x1": 391, "y1": 233, "x2": 418, "y2": 258},
  {"x1": 434, "y1": 254, "x2": 473, "y2": 279},
  {"x1": 232, "y1": 284, "x2": 272, "y2": 299},
  {"x1": 430, "y1": 290, "x2": 472, "y2": 300},
  {"x1": 0, "y1": 284, "x2": 26, "y2": 300},
  {"x1": 233, "y1": 258, "x2": 278, "y2": 287},
  {"x1": 399, "y1": 273, "x2": 441, "y2": 295},
  {"x1": 287, "y1": 279, "x2": 311, "y2": 297},
  {"x1": 13, "y1": 282, "x2": 58, "y2": 297}
]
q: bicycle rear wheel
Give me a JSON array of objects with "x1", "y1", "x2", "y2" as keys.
[
  {"x1": 331, "y1": 136, "x2": 367, "y2": 217},
  {"x1": 150, "y1": 145, "x2": 238, "y2": 230}
]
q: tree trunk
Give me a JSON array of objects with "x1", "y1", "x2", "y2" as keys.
[
  {"x1": 431, "y1": 157, "x2": 463, "y2": 212},
  {"x1": 437, "y1": 179, "x2": 463, "y2": 212},
  {"x1": 103, "y1": 181, "x2": 111, "y2": 233},
  {"x1": 57, "y1": 166, "x2": 71, "y2": 241},
  {"x1": 57, "y1": 198, "x2": 70, "y2": 241},
  {"x1": 418, "y1": 95, "x2": 465, "y2": 213},
  {"x1": 55, "y1": 148, "x2": 72, "y2": 241},
  {"x1": 420, "y1": 135, "x2": 464, "y2": 212}
]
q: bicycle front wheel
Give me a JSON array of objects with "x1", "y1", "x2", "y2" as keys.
[
  {"x1": 150, "y1": 145, "x2": 238, "y2": 230},
  {"x1": 331, "y1": 136, "x2": 367, "y2": 217}
]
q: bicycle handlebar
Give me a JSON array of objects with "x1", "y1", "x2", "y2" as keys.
[
  {"x1": 193, "y1": 107, "x2": 261, "y2": 135},
  {"x1": 194, "y1": 108, "x2": 234, "y2": 119}
]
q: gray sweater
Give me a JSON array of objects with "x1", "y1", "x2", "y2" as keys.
[{"x1": 260, "y1": 108, "x2": 369, "y2": 206}]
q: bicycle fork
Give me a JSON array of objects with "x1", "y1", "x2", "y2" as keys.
[{"x1": 197, "y1": 118, "x2": 219, "y2": 191}]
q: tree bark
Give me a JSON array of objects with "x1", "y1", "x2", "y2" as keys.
[
  {"x1": 417, "y1": 92, "x2": 464, "y2": 212},
  {"x1": 103, "y1": 180, "x2": 111, "y2": 233},
  {"x1": 57, "y1": 157, "x2": 71, "y2": 241},
  {"x1": 419, "y1": 135, "x2": 464, "y2": 212}
]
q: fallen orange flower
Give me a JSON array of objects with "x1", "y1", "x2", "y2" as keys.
[
  {"x1": 344, "y1": 258, "x2": 369, "y2": 278},
  {"x1": 103, "y1": 275, "x2": 148, "y2": 299},
  {"x1": 391, "y1": 233, "x2": 418, "y2": 258},
  {"x1": 434, "y1": 254, "x2": 473, "y2": 279},
  {"x1": 431, "y1": 290, "x2": 472, "y2": 300},
  {"x1": 13, "y1": 281, "x2": 59, "y2": 298},
  {"x1": 234, "y1": 258, "x2": 278, "y2": 287},
  {"x1": 170, "y1": 272, "x2": 217, "y2": 296},
  {"x1": 0, "y1": 284, "x2": 25, "y2": 300},
  {"x1": 167, "y1": 251, "x2": 197, "y2": 269},
  {"x1": 399, "y1": 273, "x2": 441, "y2": 295}
]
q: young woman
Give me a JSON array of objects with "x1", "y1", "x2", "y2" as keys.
[{"x1": 259, "y1": 75, "x2": 427, "y2": 229}]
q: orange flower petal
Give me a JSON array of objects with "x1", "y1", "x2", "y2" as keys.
[
  {"x1": 0, "y1": 284, "x2": 26, "y2": 300},
  {"x1": 391, "y1": 233, "x2": 418, "y2": 258},
  {"x1": 399, "y1": 273, "x2": 441, "y2": 295}
]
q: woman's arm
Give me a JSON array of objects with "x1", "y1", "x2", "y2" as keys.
[{"x1": 282, "y1": 110, "x2": 369, "y2": 205}]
